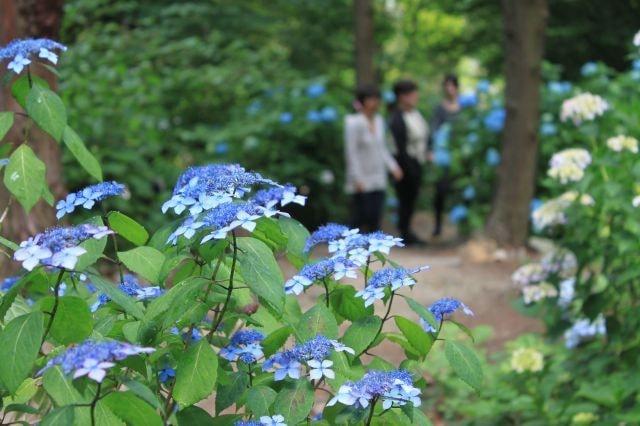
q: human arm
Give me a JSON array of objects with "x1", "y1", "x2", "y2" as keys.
[{"x1": 344, "y1": 117, "x2": 365, "y2": 192}]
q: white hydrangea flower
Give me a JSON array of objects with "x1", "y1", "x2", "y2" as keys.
[
  {"x1": 560, "y1": 93, "x2": 609, "y2": 125},
  {"x1": 606, "y1": 135, "x2": 639, "y2": 153}
]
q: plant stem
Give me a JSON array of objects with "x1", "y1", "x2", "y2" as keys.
[
  {"x1": 365, "y1": 397, "x2": 378, "y2": 426},
  {"x1": 90, "y1": 382, "x2": 102, "y2": 426},
  {"x1": 202, "y1": 253, "x2": 225, "y2": 306},
  {"x1": 322, "y1": 279, "x2": 330, "y2": 306},
  {"x1": 359, "y1": 292, "x2": 395, "y2": 356},
  {"x1": 364, "y1": 257, "x2": 371, "y2": 286},
  {"x1": 41, "y1": 271, "x2": 65, "y2": 347},
  {"x1": 209, "y1": 232, "x2": 237, "y2": 342}
]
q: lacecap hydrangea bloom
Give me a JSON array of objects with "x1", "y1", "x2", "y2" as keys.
[
  {"x1": 531, "y1": 191, "x2": 586, "y2": 230},
  {"x1": 548, "y1": 148, "x2": 591, "y2": 184},
  {"x1": 56, "y1": 181, "x2": 126, "y2": 219},
  {"x1": 511, "y1": 263, "x2": 547, "y2": 286},
  {"x1": 564, "y1": 315, "x2": 606, "y2": 349},
  {"x1": 91, "y1": 274, "x2": 163, "y2": 312},
  {"x1": 522, "y1": 282, "x2": 558, "y2": 304},
  {"x1": 356, "y1": 266, "x2": 429, "y2": 307},
  {"x1": 327, "y1": 370, "x2": 421, "y2": 410},
  {"x1": 541, "y1": 249, "x2": 577, "y2": 278},
  {"x1": 304, "y1": 223, "x2": 351, "y2": 253},
  {"x1": 0, "y1": 38, "x2": 67, "y2": 74},
  {"x1": 39, "y1": 340, "x2": 154, "y2": 382},
  {"x1": 262, "y1": 335, "x2": 353, "y2": 381},
  {"x1": 235, "y1": 416, "x2": 287, "y2": 426},
  {"x1": 420, "y1": 297, "x2": 473, "y2": 333},
  {"x1": 220, "y1": 329, "x2": 265, "y2": 363},
  {"x1": 560, "y1": 92, "x2": 609, "y2": 125},
  {"x1": 606, "y1": 135, "x2": 639, "y2": 153},
  {"x1": 510, "y1": 347, "x2": 544, "y2": 373},
  {"x1": 284, "y1": 256, "x2": 359, "y2": 295},
  {"x1": 14, "y1": 224, "x2": 113, "y2": 271}
]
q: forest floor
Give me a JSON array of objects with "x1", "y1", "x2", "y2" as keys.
[{"x1": 296, "y1": 211, "x2": 543, "y2": 363}]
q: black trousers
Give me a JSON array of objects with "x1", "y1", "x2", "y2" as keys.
[
  {"x1": 433, "y1": 169, "x2": 450, "y2": 235},
  {"x1": 350, "y1": 190, "x2": 385, "y2": 232},
  {"x1": 394, "y1": 158, "x2": 423, "y2": 237}
]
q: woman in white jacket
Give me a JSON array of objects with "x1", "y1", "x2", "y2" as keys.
[{"x1": 344, "y1": 84, "x2": 403, "y2": 232}]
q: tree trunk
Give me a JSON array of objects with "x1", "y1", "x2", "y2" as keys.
[
  {"x1": 353, "y1": 0, "x2": 376, "y2": 86},
  {"x1": 485, "y1": 0, "x2": 548, "y2": 247},
  {"x1": 0, "y1": 0, "x2": 65, "y2": 274}
]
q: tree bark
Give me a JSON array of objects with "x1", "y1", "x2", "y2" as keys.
[
  {"x1": 0, "y1": 0, "x2": 65, "y2": 273},
  {"x1": 353, "y1": 0, "x2": 376, "y2": 86},
  {"x1": 485, "y1": 0, "x2": 548, "y2": 247}
]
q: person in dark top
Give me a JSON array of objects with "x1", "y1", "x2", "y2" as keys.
[
  {"x1": 430, "y1": 74, "x2": 461, "y2": 237},
  {"x1": 389, "y1": 80, "x2": 429, "y2": 245}
]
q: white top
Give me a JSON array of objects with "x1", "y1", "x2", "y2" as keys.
[
  {"x1": 404, "y1": 110, "x2": 429, "y2": 164},
  {"x1": 344, "y1": 113, "x2": 399, "y2": 194}
]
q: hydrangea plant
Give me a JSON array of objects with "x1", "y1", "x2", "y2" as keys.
[{"x1": 0, "y1": 39, "x2": 482, "y2": 425}]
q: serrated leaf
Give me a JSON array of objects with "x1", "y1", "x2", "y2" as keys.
[
  {"x1": 41, "y1": 406, "x2": 75, "y2": 426},
  {"x1": 279, "y1": 217, "x2": 309, "y2": 267},
  {"x1": 102, "y1": 391, "x2": 162, "y2": 426},
  {"x1": 11, "y1": 74, "x2": 49, "y2": 108},
  {"x1": 342, "y1": 315, "x2": 381, "y2": 355},
  {"x1": 330, "y1": 285, "x2": 373, "y2": 321},
  {"x1": 176, "y1": 406, "x2": 214, "y2": 425},
  {"x1": 444, "y1": 341, "x2": 483, "y2": 390},
  {"x1": 25, "y1": 85, "x2": 66, "y2": 142},
  {"x1": 246, "y1": 385, "x2": 277, "y2": 417},
  {"x1": 41, "y1": 296, "x2": 92, "y2": 344},
  {"x1": 273, "y1": 380, "x2": 314, "y2": 424},
  {"x1": 262, "y1": 326, "x2": 292, "y2": 357},
  {"x1": 295, "y1": 303, "x2": 338, "y2": 341},
  {"x1": 394, "y1": 316, "x2": 433, "y2": 356},
  {"x1": 62, "y1": 126, "x2": 102, "y2": 181},
  {"x1": 174, "y1": 340, "x2": 218, "y2": 407},
  {"x1": 4, "y1": 144, "x2": 46, "y2": 212},
  {"x1": 90, "y1": 274, "x2": 145, "y2": 319},
  {"x1": 403, "y1": 296, "x2": 437, "y2": 330},
  {"x1": 108, "y1": 211, "x2": 148, "y2": 246},
  {"x1": 0, "y1": 112, "x2": 14, "y2": 141},
  {"x1": 75, "y1": 216, "x2": 107, "y2": 270},
  {"x1": 236, "y1": 237, "x2": 284, "y2": 314},
  {"x1": 118, "y1": 246, "x2": 165, "y2": 283},
  {"x1": 215, "y1": 371, "x2": 248, "y2": 414},
  {"x1": 0, "y1": 312, "x2": 44, "y2": 393}
]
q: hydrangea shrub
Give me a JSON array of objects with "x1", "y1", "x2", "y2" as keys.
[{"x1": 0, "y1": 40, "x2": 482, "y2": 425}]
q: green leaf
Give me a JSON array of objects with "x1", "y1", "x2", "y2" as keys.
[
  {"x1": 0, "y1": 112, "x2": 14, "y2": 141},
  {"x1": 177, "y1": 406, "x2": 214, "y2": 425},
  {"x1": 278, "y1": 217, "x2": 309, "y2": 266},
  {"x1": 122, "y1": 379, "x2": 161, "y2": 409},
  {"x1": 41, "y1": 406, "x2": 75, "y2": 426},
  {"x1": 118, "y1": 246, "x2": 166, "y2": 283},
  {"x1": 449, "y1": 320, "x2": 475, "y2": 342},
  {"x1": 295, "y1": 303, "x2": 338, "y2": 341},
  {"x1": 11, "y1": 74, "x2": 49, "y2": 108},
  {"x1": 342, "y1": 315, "x2": 381, "y2": 355},
  {"x1": 44, "y1": 296, "x2": 92, "y2": 344},
  {"x1": 236, "y1": 237, "x2": 284, "y2": 314},
  {"x1": 273, "y1": 380, "x2": 314, "y2": 425},
  {"x1": 174, "y1": 340, "x2": 218, "y2": 407},
  {"x1": 403, "y1": 296, "x2": 437, "y2": 331},
  {"x1": 444, "y1": 341, "x2": 483, "y2": 391},
  {"x1": 330, "y1": 285, "x2": 373, "y2": 321},
  {"x1": 262, "y1": 326, "x2": 292, "y2": 357},
  {"x1": 246, "y1": 385, "x2": 278, "y2": 417},
  {"x1": 215, "y1": 371, "x2": 248, "y2": 414},
  {"x1": 0, "y1": 271, "x2": 39, "y2": 322},
  {"x1": 108, "y1": 211, "x2": 148, "y2": 246},
  {"x1": 394, "y1": 316, "x2": 433, "y2": 356},
  {"x1": 0, "y1": 312, "x2": 44, "y2": 393},
  {"x1": 102, "y1": 391, "x2": 163, "y2": 426},
  {"x1": 75, "y1": 216, "x2": 108, "y2": 270},
  {"x1": 25, "y1": 85, "x2": 67, "y2": 142},
  {"x1": 42, "y1": 366, "x2": 92, "y2": 425},
  {"x1": 62, "y1": 126, "x2": 103, "y2": 181},
  {"x1": 90, "y1": 275, "x2": 145, "y2": 319},
  {"x1": 4, "y1": 144, "x2": 46, "y2": 212},
  {"x1": 0, "y1": 235, "x2": 18, "y2": 251}
]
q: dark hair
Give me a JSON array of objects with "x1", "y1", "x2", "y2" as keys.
[
  {"x1": 443, "y1": 73, "x2": 459, "y2": 88},
  {"x1": 356, "y1": 84, "x2": 381, "y2": 104},
  {"x1": 393, "y1": 79, "x2": 418, "y2": 97}
]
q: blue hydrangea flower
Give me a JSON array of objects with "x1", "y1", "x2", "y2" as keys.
[
  {"x1": 279, "y1": 112, "x2": 293, "y2": 124},
  {"x1": 166, "y1": 216, "x2": 205, "y2": 245},
  {"x1": 462, "y1": 186, "x2": 476, "y2": 200},
  {"x1": 633, "y1": 59, "x2": 640, "y2": 71},
  {"x1": 564, "y1": 315, "x2": 606, "y2": 349},
  {"x1": 483, "y1": 108, "x2": 506, "y2": 133},
  {"x1": 55, "y1": 181, "x2": 126, "y2": 219},
  {"x1": 1, "y1": 276, "x2": 20, "y2": 292},
  {"x1": 466, "y1": 133, "x2": 479, "y2": 145},
  {"x1": 547, "y1": 81, "x2": 572, "y2": 95},
  {"x1": 235, "y1": 421, "x2": 261, "y2": 426},
  {"x1": 306, "y1": 110, "x2": 322, "y2": 122},
  {"x1": 39, "y1": 340, "x2": 154, "y2": 382},
  {"x1": 306, "y1": 83, "x2": 326, "y2": 98},
  {"x1": 220, "y1": 329, "x2": 265, "y2": 363},
  {"x1": 580, "y1": 61, "x2": 598, "y2": 77},
  {"x1": 356, "y1": 266, "x2": 428, "y2": 307},
  {"x1": 215, "y1": 142, "x2": 229, "y2": 155},
  {"x1": 251, "y1": 184, "x2": 306, "y2": 209},
  {"x1": 540, "y1": 122, "x2": 557, "y2": 136},
  {"x1": 246, "y1": 100, "x2": 262, "y2": 115},
  {"x1": 91, "y1": 275, "x2": 163, "y2": 312},
  {"x1": 199, "y1": 202, "x2": 264, "y2": 243},
  {"x1": 458, "y1": 92, "x2": 478, "y2": 108},
  {"x1": 485, "y1": 147, "x2": 501, "y2": 166},
  {"x1": 304, "y1": 223, "x2": 350, "y2": 253},
  {"x1": 327, "y1": 370, "x2": 420, "y2": 410},
  {"x1": 14, "y1": 224, "x2": 113, "y2": 271},
  {"x1": 320, "y1": 106, "x2": 338, "y2": 122},
  {"x1": 284, "y1": 257, "x2": 358, "y2": 295},
  {"x1": 258, "y1": 415, "x2": 286, "y2": 426},
  {"x1": 420, "y1": 297, "x2": 473, "y2": 332},
  {"x1": 433, "y1": 149, "x2": 451, "y2": 166},
  {"x1": 263, "y1": 335, "x2": 353, "y2": 381},
  {"x1": 0, "y1": 38, "x2": 67, "y2": 74},
  {"x1": 449, "y1": 205, "x2": 468, "y2": 224},
  {"x1": 183, "y1": 328, "x2": 202, "y2": 344},
  {"x1": 530, "y1": 198, "x2": 543, "y2": 213},
  {"x1": 476, "y1": 79, "x2": 491, "y2": 93},
  {"x1": 383, "y1": 90, "x2": 396, "y2": 103},
  {"x1": 433, "y1": 124, "x2": 450, "y2": 149},
  {"x1": 159, "y1": 366, "x2": 176, "y2": 383}
]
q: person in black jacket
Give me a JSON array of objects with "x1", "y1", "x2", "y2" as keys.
[{"x1": 389, "y1": 80, "x2": 429, "y2": 245}]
